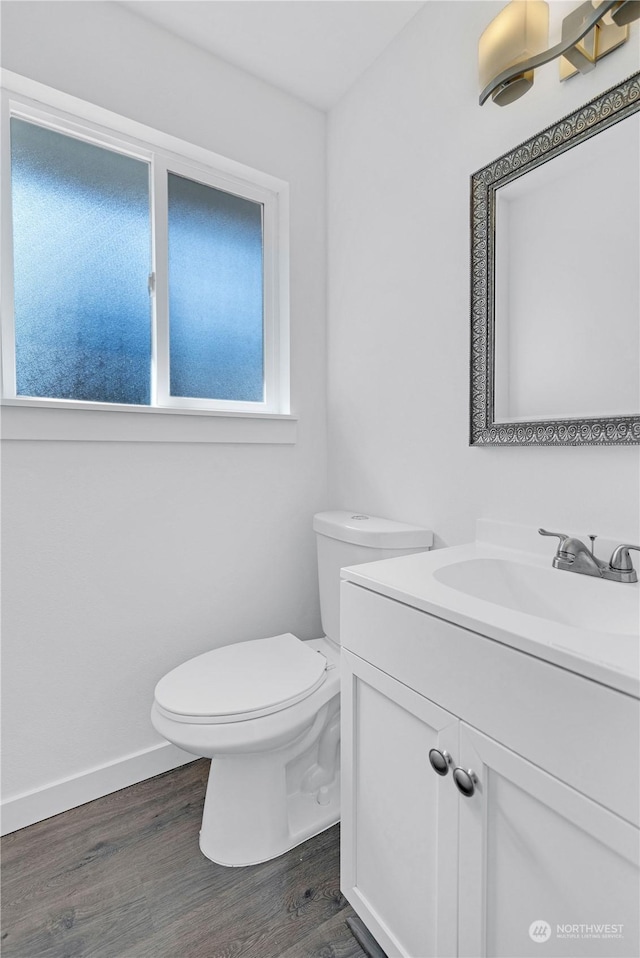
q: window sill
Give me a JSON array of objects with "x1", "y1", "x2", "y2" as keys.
[{"x1": 0, "y1": 402, "x2": 297, "y2": 444}]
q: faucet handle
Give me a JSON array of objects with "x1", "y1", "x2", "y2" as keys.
[
  {"x1": 609, "y1": 544, "x2": 640, "y2": 572},
  {"x1": 538, "y1": 528, "x2": 569, "y2": 547}
]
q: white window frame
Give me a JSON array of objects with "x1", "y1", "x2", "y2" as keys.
[{"x1": 0, "y1": 72, "x2": 294, "y2": 443}]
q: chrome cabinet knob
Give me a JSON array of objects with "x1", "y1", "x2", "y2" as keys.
[
  {"x1": 453, "y1": 767, "x2": 478, "y2": 797},
  {"x1": 428, "y1": 748, "x2": 452, "y2": 776}
]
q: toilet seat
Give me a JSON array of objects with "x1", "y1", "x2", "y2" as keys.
[{"x1": 154, "y1": 633, "x2": 328, "y2": 724}]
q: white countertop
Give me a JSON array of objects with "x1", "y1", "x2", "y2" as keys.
[{"x1": 341, "y1": 532, "x2": 640, "y2": 698}]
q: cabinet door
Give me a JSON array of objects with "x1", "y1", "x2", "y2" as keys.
[
  {"x1": 341, "y1": 649, "x2": 459, "y2": 958},
  {"x1": 458, "y1": 723, "x2": 640, "y2": 958}
]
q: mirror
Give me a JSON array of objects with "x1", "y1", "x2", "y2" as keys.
[{"x1": 470, "y1": 72, "x2": 640, "y2": 445}]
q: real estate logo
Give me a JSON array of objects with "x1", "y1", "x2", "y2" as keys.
[
  {"x1": 529, "y1": 920, "x2": 552, "y2": 943},
  {"x1": 528, "y1": 920, "x2": 625, "y2": 944}
]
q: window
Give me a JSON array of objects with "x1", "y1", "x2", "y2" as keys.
[
  {"x1": 166, "y1": 170, "x2": 264, "y2": 405},
  {"x1": 10, "y1": 118, "x2": 152, "y2": 406},
  {"x1": 1, "y1": 87, "x2": 289, "y2": 423}
]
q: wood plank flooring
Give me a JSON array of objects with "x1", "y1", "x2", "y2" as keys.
[{"x1": 1, "y1": 759, "x2": 368, "y2": 958}]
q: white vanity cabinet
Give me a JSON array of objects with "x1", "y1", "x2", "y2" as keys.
[
  {"x1": 340, "y1": 580, "x2": 640, "y2": 958},
  {"x1": 341, "y1": 650, "x2": 459, "y2": 958}
]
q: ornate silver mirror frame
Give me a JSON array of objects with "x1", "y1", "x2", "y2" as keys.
[{"x1": 470, "y1": 72, "x2": 640, "y2": 446}]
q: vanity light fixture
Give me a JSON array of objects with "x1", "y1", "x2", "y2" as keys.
[{"x1": 479, "y1": 0, "x2": 640, "y2": 106}]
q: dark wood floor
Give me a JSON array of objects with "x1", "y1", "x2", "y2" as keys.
[{"x1": 1, "y1": 759, "x2": 367, "y2": 958}]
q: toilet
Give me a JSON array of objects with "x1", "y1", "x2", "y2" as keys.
[{"x1": 151, "y1": 511, "x2": 433, "y2": 866}]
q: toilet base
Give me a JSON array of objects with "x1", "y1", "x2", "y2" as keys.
[
  {"x1": 199, "y1": 775, "x2": 340, "y2": 867},
  {"x1": 199, "y1": 695, "x2": 341, "y2": 866}
]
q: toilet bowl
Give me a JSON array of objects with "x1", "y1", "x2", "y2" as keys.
[
  {"x1": 152, "y1": 634, "x2": 340, "y2": 866},
  {"x1": 151, "y1": 511, "x2": 432, "y2": 866}
]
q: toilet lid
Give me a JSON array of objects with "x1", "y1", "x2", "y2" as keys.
[{"x1": 154, "y1": 633, "x2": 328, "y2": 721}]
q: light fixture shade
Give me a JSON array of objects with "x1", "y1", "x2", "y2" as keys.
[
  {"x1": 611, "y1": 0, "x2": 640, "y2": 26},
  {"x1": 479, "y1": 0, "x2": 549, "y2": 105}
]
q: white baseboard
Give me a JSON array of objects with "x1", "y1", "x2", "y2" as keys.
[{"x1": 0, "y1": 742, "x2": 197, "y2": 836}]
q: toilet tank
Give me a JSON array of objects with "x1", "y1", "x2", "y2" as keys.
[{"x1": 313, "y1": 511, "x2": 433, "y2": 645}]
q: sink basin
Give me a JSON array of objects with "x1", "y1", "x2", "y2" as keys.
[
  {"x1": 342, "y1": 525, "x2": 640, "y2": 696},
  {"x1": 434, "y1": 556, "x2": 639, "y2": 636}
]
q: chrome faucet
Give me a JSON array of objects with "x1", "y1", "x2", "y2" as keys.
[{"x1": 539, "y1": 529, "x2": 639, "y2": 584}]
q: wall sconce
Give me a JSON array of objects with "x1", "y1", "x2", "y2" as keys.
[{"x1": 479, "y1": 0, "x2": 640, "y2": 106}]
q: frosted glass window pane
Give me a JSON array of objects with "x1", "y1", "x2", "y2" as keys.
[
  {"x1": 168, "y1": 172, "x2": 264, "y2": 402},
  {"x1": 10, "y1": 119, "x2": 151, "y2": 404}
]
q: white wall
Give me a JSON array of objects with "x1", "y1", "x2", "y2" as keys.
[
  {"x1": 0, "y1": 1, "x2": 327, "y2": 822},
  {"x1": 327, "y1": 0, "x2": 640, "y2": 549}
]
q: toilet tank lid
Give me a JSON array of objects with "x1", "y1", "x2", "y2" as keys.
[{"x1": 313, "y1": 511, "x2": 433, "y2": 549}]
